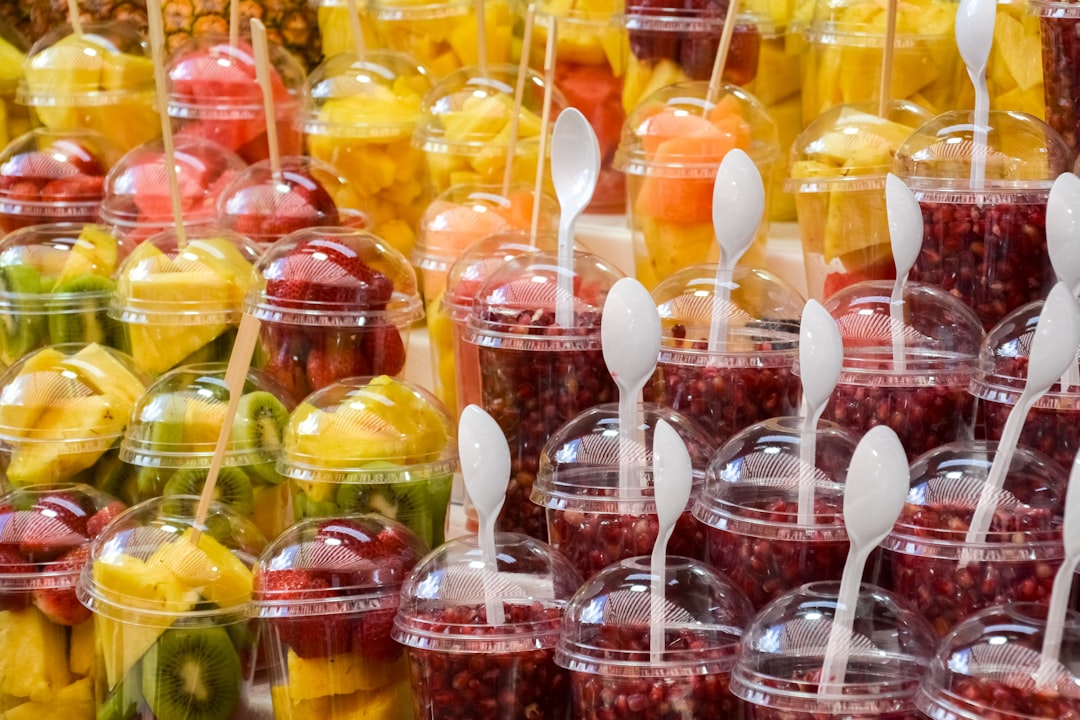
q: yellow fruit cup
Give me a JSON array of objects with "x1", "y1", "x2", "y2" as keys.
[
  {"x1": 317, "y1": 0, "x2": 383, "y2": 57},
  {"x1": 0, "y1": 26, "x2": 32, "y2": 150},
  {"x1": 969, "y1": 0, "x2": 1044, "y2": 118}
]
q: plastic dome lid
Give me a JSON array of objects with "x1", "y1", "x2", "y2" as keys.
[
  {"x1": 392, "y1": 532, "x2": 583, "y2": 652},
  {"x1": 803, "y1": 0, "x2": 957, "y2": 42},
  {"x1": 0, "y1": 128, "x2": 119, "y2": 214},
  {"x1": 613, "y1": 81, "x2": 779, "y2": 176},
  {"x1": 373, "y1": 0, "x2": 477, "y2": 19},
  {"x1": 787, "y1": 101, "x2": 933, "y2": 191},
  {"x1": 731, "y1": 582, "x2": 937, "y2": 712},
  {"x1": 894, "y1": 111, "x2": 1071, "y2": 191},
  {"x1": 623, "y1": 0, "x2": 771, "y2": 33},
  {"x1": 1033, "y1": 0, "x2": 1080, "y2": 16},
  {"x1": 245, "y1": 227, "x2": 422, "y2": 327},
  {"x1": 532, "y1": 403, "x2": 716, "y2": 513}
]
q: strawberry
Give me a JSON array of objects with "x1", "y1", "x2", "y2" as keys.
[
  {"x1": 40, "y1": 175, "x2": 105, "y2": 200},
  {"x1": 307, "y1": 333, "x2": 371, "y2": 391},
  {"x1": 352, "y1": 607, "x2": 402, "y2": 662},
  {"x1": 256, "y1": 568, "x2": 351, "y2": 659},
  {"x1": 33, "y1": 493, "x2": 92, "y2": 537},
  {"x1": 3, "y1": 179, "x2": 41, "y2": 203},
  {"x1": 48, "y1": 139, "x2": 107, "y2": 177},
  {"x1": 362, "y1": 325, "x2": 406, "y2": 376},
  {"x1": 0, "y1": 546, "x2": 33, "y2": 611},
  {"x1": 32, "y1": 546, "x2": 92, "y2": 626},
  {"x1": 87, "y1": 501, "x2": 127, "y2": 540}
]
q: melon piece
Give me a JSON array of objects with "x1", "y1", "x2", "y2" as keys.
[
  {"x1": 0, "y1": 607, "x2": 72, "y2": 702},
  {"x1": 423, "y1": 200, "x2": 513, "y2": 257}
]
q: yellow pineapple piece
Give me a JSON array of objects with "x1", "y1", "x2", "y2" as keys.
[
  {"x1": 0, "y1": 607, "x2": 72, "y2": 702},
  {"x1": 635, "y1": 218, "x2": 717, "y2": 291},
  {"x1": 69, "y1": 620, "x2": 96, "y2": 678},
  {"x1": 3, "y1": 677, "x2": 94, "y2": 720},
  {"x1": 270, "y1": 685, "x2": 331, "y2": 720},
  {"x1": 287, "y1": 651, "x2": 405, "y2": 701},
  {"x1": 0, "y1": 348, "x2": 69, "y2": 436},
  {"x1": 6, "y1": 395, "x2": 119, "y2": 486}
]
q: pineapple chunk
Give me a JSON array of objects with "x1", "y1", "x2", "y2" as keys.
[
  {"x1": 58, "y1": 342, "x2": 146, "y2": 406},
  {"x1": 5, "y1": 395, "x2": 118, "y2": 486},
  {"x1": 2, "y1": 677, "x2": 94, "y2": 720},
  {"x1": 286, "y1": 651, "x2": 402, "y2": 701},
  {"x1": 0, "y1": 607, "x2": 72, "y2": 702},
  {"x1": 55, "y1": 225, "x2": 120, "y2": 286},
  {"x1": 0, "y1": 348, "x2": 70, "y2": 436},
  {"x1": 68, "y1": 620, "x2": 95, "y2": 678},
  {"x1": 270, "y1": 685, "x2": 331, "y2": 720}
]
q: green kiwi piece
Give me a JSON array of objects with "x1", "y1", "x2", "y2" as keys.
[
  {"x1": 336, "y1": 476, "x2": 432, "y2": 546},
  {"x1": 142, "y1": 628, "x2": 242, "y2": 720},
  {"x1": 292, "y1": 492, "x2": 340, "y2": 520},
  {"x1": 46, "y1": 274, "x2": 118, "y2": 345},
  {"x1": 427, "y1": 473, "x2": 454, "y2": 547},
  {"x1": 0, "y1": 264, "x2": 45, "y2": 365},
  {"x1": 134, "y1": 395, "x2": 189, "y2": 498},
  {"x1": 93, "y1": 451, "x2": 140, "y2": 505},
  {"x1": 232, "y1": 391, "x2": 289, "y2": 485},
  {"x1": 163, "y1": 466, "x2": 254, "y2": 516},
  {"x1": 99, "y1": 665, "x2": 142, "y2": 720},
  {"x1": 175, "y1": 327, "x2": 238, "y2": 368}
]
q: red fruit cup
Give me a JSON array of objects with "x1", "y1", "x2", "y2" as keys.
[
  {"x1": 1033, "y1": 0, "x2": 1080, "y2": 157},
  {"x1": 166, "y1": 34, "x2": 305, "y2": 165},
  {"x1": 916, "y1": 604, "x2": 1080, "y2": 719},
  {"x1": 391, "y1": 532, "x2": 583, "y2": 720},
  {"x1": 893, "y1": 110, "x2": 1071, "y2": 331},
  {"x1": 462, "y1": 249, "x2": 624, "y2": 540},
  {"x1": 691, "y1": 416, "x2": 860, "y2": 610},
  {"x1": 814, "y1": 280, "x2": 984, "y2": 461},
  {"x1": 0, "y1": 128, "x2": 120, "y2": 234},
  {"x1": 531, "y1": 403, "x2": 715, "y2": 581},
  {"x1": 731, "y1": 582, "x2": 937, "y2": 720},
  {"x1": 878, "y1": 441, "x2": 1066, "y2": 638},
  {"x1": 244, "y1": 227, "x2": 423, "y2": 400},
  {"x1": 76, "y1": 496, "x2": 267, "y2": 720},
  {"x1": 556, "y1": 556, "x2": 754, "y2": 720},
  {"x1": 643, "y1": 264, "x2": 802, "y2": 448},
  {"x1": 99, "y1": 135, "x2": 246, "y2": 244},
  {"x1": 109, "y1": 226, "x2": 261, "y2": 378},
  {"x1": 252, "y1": 515, "x2": 427, "y2": 719}
]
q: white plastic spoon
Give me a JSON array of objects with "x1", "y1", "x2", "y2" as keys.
[
  {"x1": 797, "y1": 300, "x2": 844, "y2": 525},
  {"x1": 818, "y1": 425, "x2": 910, "y2": 695},
  {"x1": 650, "y1": 418, "x2": 692, "y2": 664},
  {"x1": 550, "y1": 108, "x2": 600, "y2": 327},
  {"x1": 708, "y1": 149, "x2": 765, "y2": 354},
  {"x1": 955, "y1": 0, "x2": 996, "y2": 187},
  {"x1": 1047, "y1": 173, "x2": 1080, "y2": 391},
  {"x1": 886, "y1": 174, "x2": 923, "y2": 372}
]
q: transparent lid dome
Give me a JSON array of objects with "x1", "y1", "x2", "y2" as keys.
[
  {"x1": 0, "y1": 22, "x2": 26, "y2": 96},
  {"x1": 372, "y1": 0, "x2": 477, "y2": 19},
  {"x1": 539, "y1": 0, "x2": 625, "y2": 21},
  {"x1": 803, "y1": 0, "x2": 957, "y2": 41},
  {"x1": 442, "y1": 232, "x2": 549, "y2": 316},
  {"x1": 245, "y1": 227, "x2": 422, "y2": 327},
  {"x1": 0, "y1": 129, "x2": 119, "y2": 215},
  {"x1": 1033, "y1": 0, "x2": 1080, "y2": 16},
  {"x1": 731, "y1": 582, "x2": 937, "y2": 713},
  {"x1": 787, "y1": 101, "x2": 933, "y2": 191},
  {"x1": 613, "y1": 82, "x2": 780, "y2": 176},
  {"x1": 894, "y1": 111, "x2": 1071, "y2": 191},
  {"x1": 392, "y1": 532, "x2": 583, "y2": 652},
  {"x1": 623, "y1": 0, "x2": 770, "y2": 32},
  {"x1": 532, "y1": 403, "x2": 716, "y2": 513}
]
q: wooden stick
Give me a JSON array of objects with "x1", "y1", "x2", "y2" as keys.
[
  {"x1": 878, "y1": 0, "x2": 899, "y2": 116},
  {"x1": 146, "y1": 0, "x2": 187, "y2": 249},
  {"x1": 347, "y1": 0, "x2": 367, "y2": 57},
  {"x1": 476, "y1": 0, "x2": 488, "y2": 75},
  {"x1": 530, "y1": 17, "x2": 556, "y2": 246},
  {"x1": 251, "y1": 19, "x2": 282, "y2": 181},
  {"x1": 502, "y1": 4, "x2": 536, "y2": 197},
  {"x1": 66, "y1": 0, "x2": 83, "y2": 36},
  {"x1": 229, "y1": 0, "x2": 240, "y2": 47},
  {"x1": 706, "y1": 0, "x2": 741, "y2": 105}
]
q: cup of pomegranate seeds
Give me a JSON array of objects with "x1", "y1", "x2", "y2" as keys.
[
  {"x1": 392, "y1": 532, "x2": 583, "y2": 720},
  {"x1": 462, "y1": 249, "x2": 624, "y2": 540},
  {"x1": 893, "y1": 110, "x2": 1071, "y2": 331},
  {"x1": 916, "y1": 604, "x2": 1080, "y2": 719},
  {"x1": 878, "y1": 441, "x2": 1066, "y2": 638},
  {"x1": 1033, "y1": 0, "x2": 1080, "y2": 157},
  {"x1": 556, "y1": 556, "x2": 754, "y2": 719},
  {"x1": 691, "y1": 416, "x2": 859, "y2": 610},
  {"x1": 531, "y1": 403, "x2": 715, "y2": 580},
  {"x1": 643, "y1": 264, "x2": 802, "y2": 448},
  {"x1": 731, "y1": 581, "x2": 937, "y2": 720},
  {"x1": 813, "y1": 280, "x2": 984, "y2": 461}
]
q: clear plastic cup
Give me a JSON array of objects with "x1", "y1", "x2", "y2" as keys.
[
  {"x1": 556, "y1": 556, "x2": 754, "y2": 719},
  {"x1": 278, "y1": 375, "x2": 458, "y2": 547},
  {"x1": 0, "y1": 483, "x2": 125, "y2": 719},
  {"x1": 76, "y1": 496, "x2": 266, "y2": 720},
  {"x1": 614, "y1": 81, "x2": 780, "y2": 291},
  {"x1": 109, "y1": 226, "x2": 261, "y2": 377},
  {"x1": 0, "y1": 343, "x2": 147, "y2": 489},
  {"x1": 813, "y1": 280, "x2": 984, "y2": 460},
  {"x1": 532, "y1": 403, "x2": 715, "y2": 580},
  {"x1": 1033, "y1": 0, "x2": 1080, "y2": 157},
  {"x1": 0, "y1": 223, "x2": 132, "y2": 366},
  {"x1": 244, "y1": 227, "x2": 423, "y2": 399},
  {"x1": 692, "y1": 417, "x2": 859, "y2": 610},
  {"x1": 166, "y1": 34, "x2": 305, "y2": 164},
  {"x1": 463, "y1": 249, "x2": 625, "y2": 540},
  {"x1": 99, "y1": 135, "x2": 246, "y2": 243},
  {"x1": 644, "y1": 264, "x2": 803, "y2": 448},
  {"x1": 391, "y1": 532, "x2": 583, "y2": 719},
  {"x1": 731, "y1": 581, "x2": 937, "y2": 720},
  {"x1": 317, "y1": 0, "x2": 382, "y2": 58},
  {"x1": 0, "y1": 23, "x2": 32, "y2": 150},
  {"x1": 17, "y1": 21, "x2": 160, "y2": 153},
  {"x1": 0, "y1": 128, "x2": 120, "y2": 234},
  {"x1": 787, "y1": 101, "x2": 933, "y2": 301},
  {"x1": 894, "y1": 110, "x2": 1071, "y2": 330},
  {"x1": 413, "y1": 65, "x2": 567, "y2": 197},
  {"x1": 252, "y1": 514, "x2": 427, "y2": 719},
  {"x1": 878, "y1": 441, "x2": 1066, "y2": 637},
  {"x1": 303, "y1": 50, "x2": 433, "y2": 259}
]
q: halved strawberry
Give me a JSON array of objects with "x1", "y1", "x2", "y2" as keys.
[
  {"x1": 255, "y1": 568, "x2": 351, "y2": 659},
  {"x1": 40, "y1": 175, "x2": 105, "y2": 200},
  {"x1": 362, "y1": 325, "x2": 406, "y2": 377},
  {"x1": 307, "y1": 334, "x2": 371, "y2": 391},
  {"x1": 0, "y1": 545, "x2": 32, "y2": 611},
  {"x1": 32, "y1": 545, "x2": 91, "y2": 626},
  {"x1": 87, "y1": 501, "x2": 127, "y2": 540}
]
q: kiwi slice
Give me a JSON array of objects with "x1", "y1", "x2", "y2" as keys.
[
  {"x1": 0, "y1": 264, "x2": 45, "y2": 365},
  {"x1": 142, "y1": 628, "x2": 241, "y2": 720},
  {"x1": 427, "y1": 473, "x2": 454, "y2": 547},
  {"x1": 293, "y1": 492, "x2": 340, "y2": 519},
  {"x1": 46, "y1": 274, "x2": 120, "y2": 345},
  {"x1": 135, "y1": 396, "x2": 190, "y2": 497},
  {"x1": 163, "y1": 466, "x2": 254, "y2": 516},
  {"x1": 93, "y1": 450, "x2": 140, "y2": 505},
  {"x1": 336, "y1": 477, "x2": 432, "y2": 546},
  {"x1": 232, "y1": 391, "x2": 289, "y2": 485},
  {"x1": 99, "y1": 665, "x2": 142, "y2": 720}
]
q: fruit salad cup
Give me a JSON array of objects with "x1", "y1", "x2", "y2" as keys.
[
  {"x1": 1034, "y1": 0, "x2": 1080, "y2": 156},
  {"x1": 0, "y1": 343, "x2": 147, "y2": 489},
  {"x1": 531, "y1": 403, "x2": 715, "y2": 580},
  {"x1": 894, "y1": 110, "x2": 1071, "y2": 330},
  {"x1": 392, "y1": 532, "x2": 583, "y2": 720},
  {"x1": 279, "y1": 375, "x2": 458, "y2": 547},
  {"x1": 0, "y1": 24, "x2": 32, "y2": 150},
  {"x1": 463, "y1": 249, "x2": 624, "y2": 540},
  {"x1": 166, "y1": 34, "x2": 305, "y2": 165},
  {"x1": 788, "y1": 101, "x2": 932, "y2": 301},
  {"x1": 109, "y1": 227, "x2": 260, "y2": 378},
  {"x1": 17, "y1": 21, "x2": 160, "y2": 153},
  {"x1": 317, "y1": 0, "x2": 382, "y2": 58},
  {"x1": 878, "y1": 442, "x2": 1066, "y2": 638},
  {"x1": 0, "y1": 223, "x2": 132, "y2": 366},
  {"x1": 303, "y1": 50, "x2": 434, "y2": 258},
  {"x1": 556, "y1": 557, "x2": 754, "y2": 719},
  {"x1": 614, "y1": 81, "x2": 780, "y2": 291},
  {"x1": 76, "y1": 496, "x2": 267, "y2": 720},
  {"x1": 244, "y1": 227, "x2": 422, "y2": 399},
  {"x1": 0, "y1": 128, "x2": 120, "y2": 234},
  {"x1": 0, "y1": 483, "x2": 126, "y2": 720},
  {"x1": 253, "y1": 515, "x2": 427, "y2": 720},
  {"x1": 731, "y1": 582, "x2": 937, "y2": 720},
  {"x1": 815, "y1": 280, "x2": 984, "y2": 460},
  {"x1": 644, "y1": 264, "x2": 803, "y2": 448},
  {"x1": 413, "y1": 65, "x2": 568, "y2": 197},
  {"x1": 99, "y1": 135, "x2": 246, "y2": 243},
  {"x1": 692, "y1": 417, "x2": 859, "y2": 610}
]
